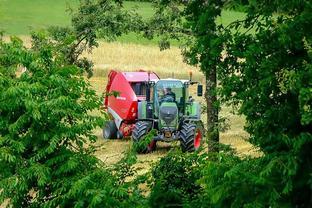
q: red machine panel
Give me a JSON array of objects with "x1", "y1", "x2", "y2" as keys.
[
  {"x1": 108, "y1": 73, "x2": 137, "y2": 120},
  {"x1": 104, "y1": 70, "x2": 159, "y2": 122}
]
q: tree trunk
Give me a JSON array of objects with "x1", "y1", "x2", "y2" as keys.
[{"x1": 205, "y1": 66, "x2": 219, "y2": 152}]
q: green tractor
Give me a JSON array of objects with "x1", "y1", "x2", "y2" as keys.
[{"x1": 132, "y1": 78, "x2": 204, "y2": 153}]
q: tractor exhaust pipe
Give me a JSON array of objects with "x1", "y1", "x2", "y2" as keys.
[{"x1": 146, "y1": 71, "x2": 151, "y2": 102}]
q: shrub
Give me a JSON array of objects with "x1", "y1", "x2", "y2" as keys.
[{"x1": 148, "y1": 149, "x2": 204, "y2": 207}]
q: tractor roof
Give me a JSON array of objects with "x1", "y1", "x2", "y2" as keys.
[
  {"x1": 121, "y1": 71, "x2": 159, "y2": 82},
  {"x1": 157, "y1": 78, "x2": 190, "y2": 84}
]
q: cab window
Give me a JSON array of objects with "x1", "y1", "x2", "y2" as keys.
[{"x1": 131, "y1": 82, "x2": 146, "y2": 96}]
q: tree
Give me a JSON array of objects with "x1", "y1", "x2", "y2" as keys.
[
  {"x1": 40, "y1": 0, "x2": 144, "y2": 78},
  {"x1": 182, "y1": 0, "x2": 225, "y2": 153},
  {"x1": 144, "y1": 0, "x2": 228, "y2": 152},
  {"x1": 217, "y1": 0, "x2": 312, "y2": 205},
  {"x1": 0, "y1": 34, "x2": 144, "y2": 207},
  {"x1": 69, "y1": 0, "x2": 143, "y2": 57}
]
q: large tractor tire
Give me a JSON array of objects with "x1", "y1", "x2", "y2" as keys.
[
  {"x1": 180, "y1": 123, "x2": 203, "y2": 152},
  {"x1": 132, "y1": 121, "x2": 156, "y2": 154},
  {"x1": 103, "y1": 120, "x2": 117, "y2": 139}
]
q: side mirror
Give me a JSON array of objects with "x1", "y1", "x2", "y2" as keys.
[{"x1": 197, "y1": 85, "x2": 203, "y2": 97}]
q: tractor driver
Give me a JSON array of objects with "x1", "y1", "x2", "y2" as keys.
[{"x1": 160, "y1": 87, "x2": 176, "y2": 102}]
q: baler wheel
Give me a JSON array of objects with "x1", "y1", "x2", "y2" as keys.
[
  {"x1": 103, "y1": 120, "x2": 117, "y2": 139},
  {"x1": 132, "y1": 121, "x2": 156, "y2": 153},
  {"x1": 180, "y1": 123, "x2": 203, "y2": 152}
]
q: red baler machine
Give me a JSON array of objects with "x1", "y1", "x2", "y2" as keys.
[{"x1": 103, "y1": 70, "x2": 159, "y2": 139}]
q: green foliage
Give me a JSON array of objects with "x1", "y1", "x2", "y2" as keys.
[
  {"x1": 70, "y1": 0, "x2": 144, "y2": 46},
  {"x1": 128, "y1": 0, "x2": 153, "y2": 2},
  {"x1": 197, "y1": 153, "x2": 293, "y2": 207},
  {"x1": 148, "y1": 149, "x2": 204, "y2": 208},
  {"x1": 0, "y1": 35, "x2": 145, "y2": 207},
  {"x1": 132, "y1": 129, "x2": 156, "y2": 153},
  {"x1": 145, "y1": 0, "x2": 312, "y2": 207},
  {"x1": 147, "y1": 143, "x2": 310, "y2": 207},
  {"x1": 217, "y1": 0, "x2": 312, "y2": 207}
]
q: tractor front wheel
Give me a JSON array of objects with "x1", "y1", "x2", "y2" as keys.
[
  {"x1": 132, "y1": 121, "x2": 156, "y2": 153},
  {"x1": 180, "y1": 123, "x2": 203, "y2": 152}
]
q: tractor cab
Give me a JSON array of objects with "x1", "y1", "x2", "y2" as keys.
[
  {"x1": 154, "y1": 80, "x2": 185, "y2": 116},
  {"x1": 153, "y1": 80, "x2": 185, "y2": 133}
]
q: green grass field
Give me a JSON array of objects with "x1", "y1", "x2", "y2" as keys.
[
  {"x1": 0, "y1": 0, "x2": 245, "y2": 45},
  {"x1": 0, "y1": 0, "x2": 77, "y2": 35}
]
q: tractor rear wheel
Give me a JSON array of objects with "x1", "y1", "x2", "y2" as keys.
[
  {"x1": 180, "y1": 123, "x2": 203, "y2": 152},
  {"x1": 103, "y1": 120, "x2": 117, "y2": 139},
  {"x1": 132, "y1": 121, "x2": 156, "y2": 153}
]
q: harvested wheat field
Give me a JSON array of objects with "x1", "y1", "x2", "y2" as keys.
[{"x1": 85, "y1": 41, "x2": 202, "y2": 81}]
